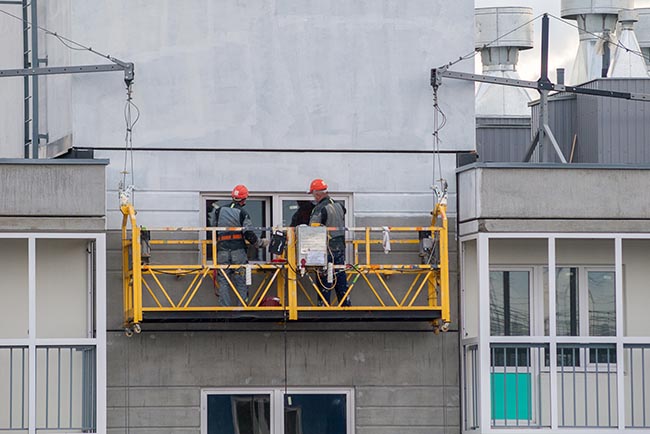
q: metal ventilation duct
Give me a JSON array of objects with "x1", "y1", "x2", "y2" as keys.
[
  {"x1": 608, "y1": 9, "x2": 650, "y2": 78},
  {"x1": 636, "y1": 8, "x2": 650, "y2": 73},
  {"x1": 561, "y1": 0, "x2": 634, "y2": 84},
  {"x1": 475, "y1": 7, "x2": 534, "y2": 117}
]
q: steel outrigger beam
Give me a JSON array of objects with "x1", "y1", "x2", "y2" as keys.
[{"x1": 431, "y1": 13, "x2": 650, "y2": 163}]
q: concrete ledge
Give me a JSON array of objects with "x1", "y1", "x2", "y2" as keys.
[
  {"x1": 0, "y1": 160, "x2": 107, "y2": 231},
  {"x1": 0, "y1": 217, "x2": 106, "y2": 232},
  {"x1": 458, "y1": 164, "x2": 650, "y2": 234},
  {"x1": 460, "y1": 219, "x2": 650, "y2": 236},
  {"x1": 0, "y1": 160, "x2": 107, "y2": 217}
]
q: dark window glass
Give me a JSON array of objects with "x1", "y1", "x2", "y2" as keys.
[
  {"x1": 284, "y1": 394, "x2": 347, "y2": 434},
  {"x1": 491, "y1": 347, "x2": 531, "y2": 368},
  {"x1": 207, "y1": 394, "x2": 270, "y2": 434},
  {"x1": 546, "y1": 345, "x2": 581, "y2": 367},
  {"x1": 490, "y1": 271, "x2": 530, "y2": 336},
  {"x1": 588, "y1": 271, "x2": 616, "y2": 337},
  {"x1": 206, "y1": 199, "x2": 268, "y2": 261},
  {"x1": 589, "y1": 346, "x2": 617, "y2": 364}
]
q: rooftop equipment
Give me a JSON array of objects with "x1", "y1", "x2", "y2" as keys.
[
  {"x1": 635, "y1": 8, "x2": 650, "y2": 73},
  {"x1": 561, "y1": 0, "x2": 634, "y2": 84},
  {"x1": 475, "y1": 7, "x2": 534, "y2": 116},
  {"x1": 608, "y1": 9, "x2": 650, "y2": 77}
]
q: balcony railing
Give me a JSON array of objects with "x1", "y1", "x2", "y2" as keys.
[
  {"x1": 0, "y1": 347, "x2": 27, "y2": 431},
  {"x1": 0, "y1": 345, "x2": 96, "y2": 432},
  {"x1": 463, "y1": 341, "x2": 650, "y2": 431},
  {"x1": 625, "y1": 344, "x2": 650, "y2": 429},
  {"x1": 120, "y1": 203, "x2": 450, "y2": 331}
]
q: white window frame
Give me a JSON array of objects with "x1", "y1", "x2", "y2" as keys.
[
  {"x1": 0, "y1": 233, "x2": 106, "y2": 434},
  {"x1": 200, "y1": 387, "x2": 355, "y2": 434},
  {"x1": 538, "y1": 265, "x2": 618, "y2": 370}
]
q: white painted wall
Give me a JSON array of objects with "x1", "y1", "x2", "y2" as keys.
[
  {"x1": 3, "y1": 1, "x2": 475, "y2": 226},
  {"x1": 622, "y1": 240, "x2": 650, "y2": 337},
  {"x1": 43, "y1": 0, "x2": 73, "y2": 147},
  {"x1": 0, "y1": 239, "x2": 29, "y2": 338},
  {"x1": 462, "y1": 239, "x2": 479, "y2": 339},
  {"x1": 51, "y1": 0, "x2": 474, "y2": 153},
  {"x1": 35, "y1": 239, "x2": 89, "y2": 338},
  {"x1": 0, "y1": 5, "x2": 24, "y2": 158}
]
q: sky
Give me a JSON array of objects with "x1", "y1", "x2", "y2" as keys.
[{"x1": 474, "y1": 0, "x2": 650, "y2": 81}]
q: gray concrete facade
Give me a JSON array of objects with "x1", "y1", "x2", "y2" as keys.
[
  {"x1": 0, "y1": 159, "x2": 107, "y2": 231},
  {"x1": 106, "y1": 330, "x2": 459, "y2": 434},
  {"x1": 458, "y1": 163, "x2": 650, "y2": 236},
  {"x1": 0, "y1": 2, "x2": 472, "y2": 432}
]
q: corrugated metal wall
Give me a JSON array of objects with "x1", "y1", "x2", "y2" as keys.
[
  {"x1": 485, "y1": 78, "x2": 650, "y2": 164},
  {"x1": 476, "y1": 116, "x2": 531, "y2": 162},
  {"x1": 530, "y1": 94, "x2": 578, "y2": 163},
  {"x1": 531, "y1": 78, "x2": 650, "y2": 164}
]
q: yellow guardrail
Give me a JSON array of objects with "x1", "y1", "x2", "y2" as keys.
[{"x1": 121, "y1": 203, "x2": 450, "y2": 333}]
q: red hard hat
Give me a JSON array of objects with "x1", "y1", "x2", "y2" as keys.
[
  {"x1": 308, "y1": 178, "x2": 328, "y2": 193},
  {"x1": 231, "y1": 184, "x2": 249, "y2": 201}
]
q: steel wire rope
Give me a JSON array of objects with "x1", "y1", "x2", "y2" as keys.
[
  {"x1": 432, "y1": 85, "x2": 447, "y2": 206},
  {"x1": 0, "y1": 7, "x2": 141, "y2": 201},
  {"x1": 0, "y1": 8, "x2": 124, "y2": 63},
  {"x1": 442, "y1": 13, "x2": 544, "y2": 69},
  {"x1": 121, "y1": 85, "x2": 140, "y2": 197},
  {"x1": 548, "y1": 13, "x2": 650, "y2": 65},
  {"x1": 433, "y1": 13, "x2": 543, "y2": 205}
]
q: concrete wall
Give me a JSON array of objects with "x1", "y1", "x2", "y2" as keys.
[
  {"x1": 6, "y1": 2, "x2": 475, "y2": 432},
  {"x1": 106, "y1": 330, "x2": 460, "y2": 434},
  {"x1": 0, "y1": 160, "x2": 107, "y2": 231},
  {"x1": 458, "y1": 164, "x2": 650, "y2": 236},
  {"x1": 43, "y1": 0, "x2": 474, "y2": 154},
  {"x1": 105, "y1": 219, "x2": 461, "y2": 433}
]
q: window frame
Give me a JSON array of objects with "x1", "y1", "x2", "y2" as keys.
[
  {"x1": 200, "y1": 194, "x2": 273, "y2": 263},
  {"x1": 200, "y1": 387, "x2": 355, "y2": 434},
  {"x1": 489, "y1": 267, "x2": 534, "y2": 338},
  {"x1": 539, "y1": 265, "x2": 617, "y2": 368}
]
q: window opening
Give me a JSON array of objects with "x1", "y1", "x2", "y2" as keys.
[
  {"x1": 490, "y1": 270, "x2": 530, "y2": 337},
  {"x1": 204, "y1": 197, "x2": 270, "y2": 262},
  {"x1": 204, "y1": 389, "x2": 352, "y2": 434}
]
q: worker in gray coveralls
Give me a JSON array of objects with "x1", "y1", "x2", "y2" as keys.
[
  {"x1": 208, "y1": 184, "x2": 269, "y2": 306},
  {"x1": 308, "y1": 178, "x2": 351, "y2": 307}
]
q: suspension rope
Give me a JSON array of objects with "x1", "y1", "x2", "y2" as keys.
[
  {"x1": 431, "y1": 83, "x2": 446, "y2": 206},
  {"x1": 120, "y1": 83, "x2": 140, "y2": 197}
]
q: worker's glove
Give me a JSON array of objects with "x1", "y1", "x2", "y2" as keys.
[{"x1": 257, "y1": 238, "x2": 270, "y2": 249}]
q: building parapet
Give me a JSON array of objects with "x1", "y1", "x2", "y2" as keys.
[
  {"x1": 0, "y1": 159, "x2": 108, "y2": 231},
  {"x1": 458, "y1": 163, "x2": 650, "y2": 235}
]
